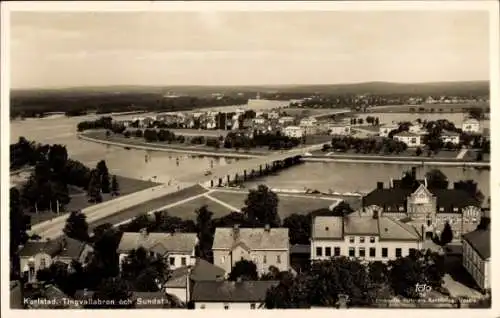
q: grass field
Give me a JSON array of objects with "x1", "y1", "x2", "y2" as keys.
[
  {"x1": 163, "y1": 196, "x2": 234, "y2": 220},
  {"x1": 28, "y1": 175, "x2": 159, "y2": 225}
]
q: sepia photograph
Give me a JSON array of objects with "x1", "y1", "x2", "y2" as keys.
[{"x1": 2, "y1": 1, "x2": 498, "y2": 315}]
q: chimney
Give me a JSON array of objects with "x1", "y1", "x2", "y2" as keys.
[
  {"x1": 411, "y1": 167, "x2": 417, "y2": 179},
  {"x1": 372, "y1": 210, "x2": 379, "y2": 219},
  {"x1": 233, "y1": 224, "x2": 240, "y2": 239},
  {"x1": 376, "y1": 182, "x2": 384, "y2": 190},
  {"x1": 139, "y1": 228, "x2": 148, "y2": 238},
  {"x1": 264, "y1": 224, "x2": 271, "y2": 232}
]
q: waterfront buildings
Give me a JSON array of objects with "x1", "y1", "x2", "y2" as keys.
[
  {"x1": 462, "y1": 118, "x2": 481, "y2": 133},
  {"x1": 462, "y1": 227, "x2": 490, "y2": 292},
  {"x1": 311, "y1": 214, "x2": 422, "y2": 263},
  {"x1": 392, "y1": 131, "x2": 422, "y2": 147},
  {"x1": 19, "y1": 236, "x2": 94, "y2": 283},
  {"x1": 440, "y1": 130, "x2": 461, "y2": 145},
  {"x1": 361, "y1": 172, "x2": 482, "y2": 241},
  {"x1": 282, "y1": 126, "x2": 304, "y2": 138},
  {"x1": 212, "y1": 225, "x2": 290, "y2": 275},
  {"x1": 117, "y1": 229, "x2": 198, "y2": 271},
  {"x1": 190, "y1": 280, "x2": 279, "y2": 309}
]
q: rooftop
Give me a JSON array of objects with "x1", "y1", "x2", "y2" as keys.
[
  {"x1": 165, "y1": 258, "x2": 226, "y2": 288},
  {"x1": 213, "y1": 227, "x2": 289, "y2": 251},
  {"x1": 191, "y1": 280, "x2": 279, "y2": 303},
  {"x1": 117, "y1": 231, "x2": 198, "y2": 254},
  {"x1": 462, "y1": 228, "x2": 490, "y2": 260},
  {"x1": 393, "y1": 131, "x2": 420, "y2": 137},
  {"x1": 19, "y1": 236, "x2": 92, "y2": 260},
  {"x1": 312, "y1": 215, "x2": 421, "y2": 241}
]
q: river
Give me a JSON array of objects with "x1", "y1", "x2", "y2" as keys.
[{"x1": 10, "y1": 113, "x2": 490, "y2": 197}]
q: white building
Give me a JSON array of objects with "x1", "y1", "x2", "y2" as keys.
[
  {"x1": 247, "y1": 99, "x2": 289, "y2": 111},
  {"x1": 282, "y1": 126, "x2": 304, "y2": 138},
  {"x1": 311, "y1": 214, "x2": 423, "y2": 263},
  {"x1": 253, "y1": 117, "x2": 266, "y2": 125},
  {"x1": 440, "y1": 130, "x2": 461, "y2": 145},
  {"x1": 299, "y1": 117, "x2": 318, "y2": 127},
  {"x1": 212, "y1": 226, "x2": 290, "y2": 275},
  {"x1": 329, "y1": 123, "x2": 351, "y2": 136},
  {"x1": 278, "y1": 116, "x2": 295, "y2": 125},
  {"x1": 393, "y1": 131, "x2": 422, "y2": 147},
  {"x1": 191, "y1": 280, "x2": 279, "y2": 309},
  {"x1": 462, "y1": 228, "x2": 490, "y2": 291},
  {"x1": 462, "y1": 118, "x2": 481, "y2": 134},
  {"x1": 379, "y1": 124, "x2": 399, "y2": 137},
  {"x1": 117, "y1": 229, "x2": 198, "y2": 271}
]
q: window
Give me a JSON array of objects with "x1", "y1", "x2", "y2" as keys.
[
  {"x1": 250, "y1": 303, "x2": 256, "y2": 309},
  {"x1": 263, "y1": 255, "x2": 267, "y2": 264},
  {"x1": 200, "y1": 305, "x2": 206, "y2": 309},
  {"x1": 386, "y1": 206, "x2": 391, "y2": 212},
  {"x1": 40, "y1": 258, "x2": 46, "y2": 270},
  {"x1": 325, "y1": 247, "x2": 332, "y2": 257},
  {"x1": 399, "y1": 206, "x2": 405, "y2": 212},
  {"x1": 370, "y1": 237, "x2": 376, "y2": 243},
  {"x1": 169, "y1": 257, "x2": 175, "y2": 266},
  {"x1": 181, "y1": 257, "x2": 186, "y2": 266},
  {"x1": 411, "y1": 137, "x2": 417, "y2": 144},
  {"x1": 369, "y1": 248, "x2": 376, "y2": 257},
  {"x1": 395, "y1": 248, "x2": 402, "y2": 258},
  {"x1": 439, "y1": 207, "x2": 444, "y2": 212},
  {"x1": 224, "y1": 304, "x2": 229, "y2": 310},
  {"x1": 277, "y1": 255, "x2": 281, "y2": 264},
  {"x1": 221, "y1": 256, "x2": 225, "y2": 264},
  {"x1": 409, "y1": 248, "x2": 417, "y2": 257},
  {"x1": 360, "y1": 237, "x2": 365, "y2": 243},
  {"x1": 359, "y1": 247, "x2": 366, "y2": 257},
  {"x1": 334, "y1": 247, "x2": 341, "y2": 256},
  {"x1": 349, "y1": 247, "x2": 355, "y2": 257},
  {"x1": 349, "y1": 237, "x2": 355, "y2": 243},
  {"x1": 316, "y1": 247, "x2": 323, "y2": 257},
  {"x1": 150, "y1": 251, "x2": 155, "y2": 258},
  {"x1": 453, "y1": 207, "x2": 459, "y2": 212},
  {"x1": 382, "y1": 248, "x2": 388, "y2": 258}
]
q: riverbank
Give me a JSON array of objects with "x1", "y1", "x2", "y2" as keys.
[{"x1": 80, "y1": 132, "x2": 490, "y2": 168}]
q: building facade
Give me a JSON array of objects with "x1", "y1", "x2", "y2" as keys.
[
  {"x1": 462, "y1": 228, "x2": 490, "y2": 291},
  {"x1": 361, "y1": 175, "x2": 482, "y2": 241},
  {"x1": 117, "y1": 229, "x2": 198, "y2": 271},
  {"x1": 393, "y1": 132, "x2": 422, "y2": 147},
  {"x1": 329, "y1": 124, "x2": 351, "y2": 136},
  {"x1": 282, "y1": 126, "x2": 304, "y2": 138},
  {"x1": 462, "y1": 119, "x2": 481, "y2": 134},
  {"x1": 212, "y1": 226, "x2": 289, "y2": 275},
  {"x1": 311, "y1": 215, "x2": 422, "y2": 263},
  {"x1": 440, "y1": 130, "x2": 461, "y2": 145}
]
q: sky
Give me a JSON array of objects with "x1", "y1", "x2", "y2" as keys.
[{"x1": 10, "y1": 10, "x2": 490, "y2": 89}]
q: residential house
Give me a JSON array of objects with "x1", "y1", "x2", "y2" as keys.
[
  {"x1": 278, "y1": 116, "x2": 295, "y2": 125},
  {"x1": 329, "y1": 123, "x2": 351, "y2": 136},
  {"x1": 311, "y1": 214, "x2": 422, "y2": 263},
  {"x1": 282, "y1": 126, "x2": 304, "y2": 139},
  {"x1": 361, "y1": 172, "x2": 482, "y2": 241},
  {"x1": 393, "y1": 131, "x2": 422, "y2": 147},
  {"x1": 164, "y1": 258, "x2": 226, "y2": 303},
  {"x1": 190, "y1": 280, "x2": 279, "y2": 309},
  {"x1": 117, "y1": 229, "x2": 198, "y2": 271},
  {"x1": 379, "y1": 124, "x2": 399, "y2": 137},
  {"x1": 212, "y1": 225, "x2": 290, "y2": 275},
  {"x1": 20, "y1": 237, "x2": 94, "y2": 283},
  {"x1": 462, "y1": 118, "x2": 481, "y2": 134},
  {"x1": 268, "y1": 111, "x2": 280, "y2": 119},
  {"x1": 440, "y1": 130, "x2": 461, "y2": 145},
  {"x1": 299, "y1": 117, "x2": 317, "y2": 127},
  {"x1": 253, "y1": 117, "x2": 267, "y2": 125},
  {"x1": 462, "y1": 227, "x2": 490, "y2": 292}
]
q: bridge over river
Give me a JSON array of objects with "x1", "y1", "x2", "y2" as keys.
[{"x1": 31, "y1": 143, "x2": 324, "y2": 240}]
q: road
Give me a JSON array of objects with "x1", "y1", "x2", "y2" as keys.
[{"x1": 31, "y1": 143, "x2": 324, "y2": 239}]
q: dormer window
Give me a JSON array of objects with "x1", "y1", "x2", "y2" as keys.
[
  {"x1": 439, "y1": 207, "x2": 444, "y2": 212},
  {"x1": 453, "y1": 207, "x2": 459, "y2": 212},
  {"x1": 386, "y1": 206, "x2": 391, "y2": 212},
  {"x1": 399, "y1": 206, "x2": 404, "y2": 212}
]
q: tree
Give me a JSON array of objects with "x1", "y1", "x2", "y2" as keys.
[
  {"x1": 96, "y1": 160, "x2": 110, "y2": 194},
  {"x1": 121, "y1": 247, "x2": 168, "y2": 292},
  {"x1": 242, "y1": 185, "x2": 280, "y2": 227},
  {"x1": 476, "y1": 217, "x2": 490, "y2": 231},
  {"x1": 331, "y1": 201, "x2": 354, "y2": 217},
  {"x1": 425, "y1": 169, "x2": 449, "y2": 189},
  {"x1": 87, "y1": 277, "x2": 134, "y2": 308},
  {"x1": 63, "y1": 210, "x2": 90, "y2": 242},
  {"x1": 111, "y1": 175, "x2": 120, "y2": 196},
  {"x1": 283, "y1": 214, "x2": 310, "y2": 245},
  {"x1": 415, "y1": 147, "x2": 422, "y2": 156},
  {"x1": 439, "y1": 222, "x2": 453, "y2": 246},
  {"x1": 87, "y1": 169, "x2": 102, "y2": 203},
  {"x1": 368, "y1": 261, "x2": 389, "y2": 285},
  {"x1": 228, "y1": 260, "x2": 258, "y2": 281},
  {"x1": 453, "y1": 180, "x2": 484, "y2": 203},
  {"x1": 10, "y1": 188, "x2": 29, "y2": 259},
  {"x1": 195, "y1": 205, "x2": 214, "y2": 261}
]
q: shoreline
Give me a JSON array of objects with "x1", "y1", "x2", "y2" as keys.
[{"x1": 78, "y1": 133, "x2": 490, "y2": 168}]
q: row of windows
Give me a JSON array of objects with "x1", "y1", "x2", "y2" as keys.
[
  {"x1": 316, "y1": 246, "x2": 415, "y2": 258},
  {"x1": 348, "y1": 236, "x2": 376, "y2": 244},
  {"x1": 169, "y1": 256, "x2": 187, "y2": 266}
]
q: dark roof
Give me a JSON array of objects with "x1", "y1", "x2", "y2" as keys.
[
  {"x1": 191, "y1": 280, "x2": 279, "y2": 302},
  {"x1": 391, "y1": 179, "x2": 426, "y2": 189},
  {"x1": 58, "y1": 237, "x2": 90, "y2": 259},
  {"x1": 19, "y1": 240, "x2": 61, "y2": 257},
  {"x1": 290, "y1": 244, "x2": 311, "y2": 254},
  {"x1": 363, "y1": 186, "x2": 480, "y2": 214},
  {"x1": 165, "y1": 258, "x2": 226, "y2": 288},
  {"x1": 463, "y1": 229, "x2": 490, "y2": 260}
]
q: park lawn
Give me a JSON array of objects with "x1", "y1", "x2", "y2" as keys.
[
  {"x1": 304, "y1": 135, "x2": 334, "y2": 145},
  {"x1": 354, "y1": 125, "x2": 381, "y2": 132},
  {"x1": 28, "y1": 175, "x2": 159, "y2": 226},
  {"x1": 163, "y1": 196, "x2": 234, "y2": 220},
  {"x1": 209, "y1": 191, "x2": 337, "y2": 219}
]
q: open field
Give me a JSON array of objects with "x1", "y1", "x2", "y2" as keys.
[
  {"x1": 164, "y1": 196, "x2": 234, "y2": 219},
  {"x1": 28, "y1": 175, "x2": 159, "y2": 225}
]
